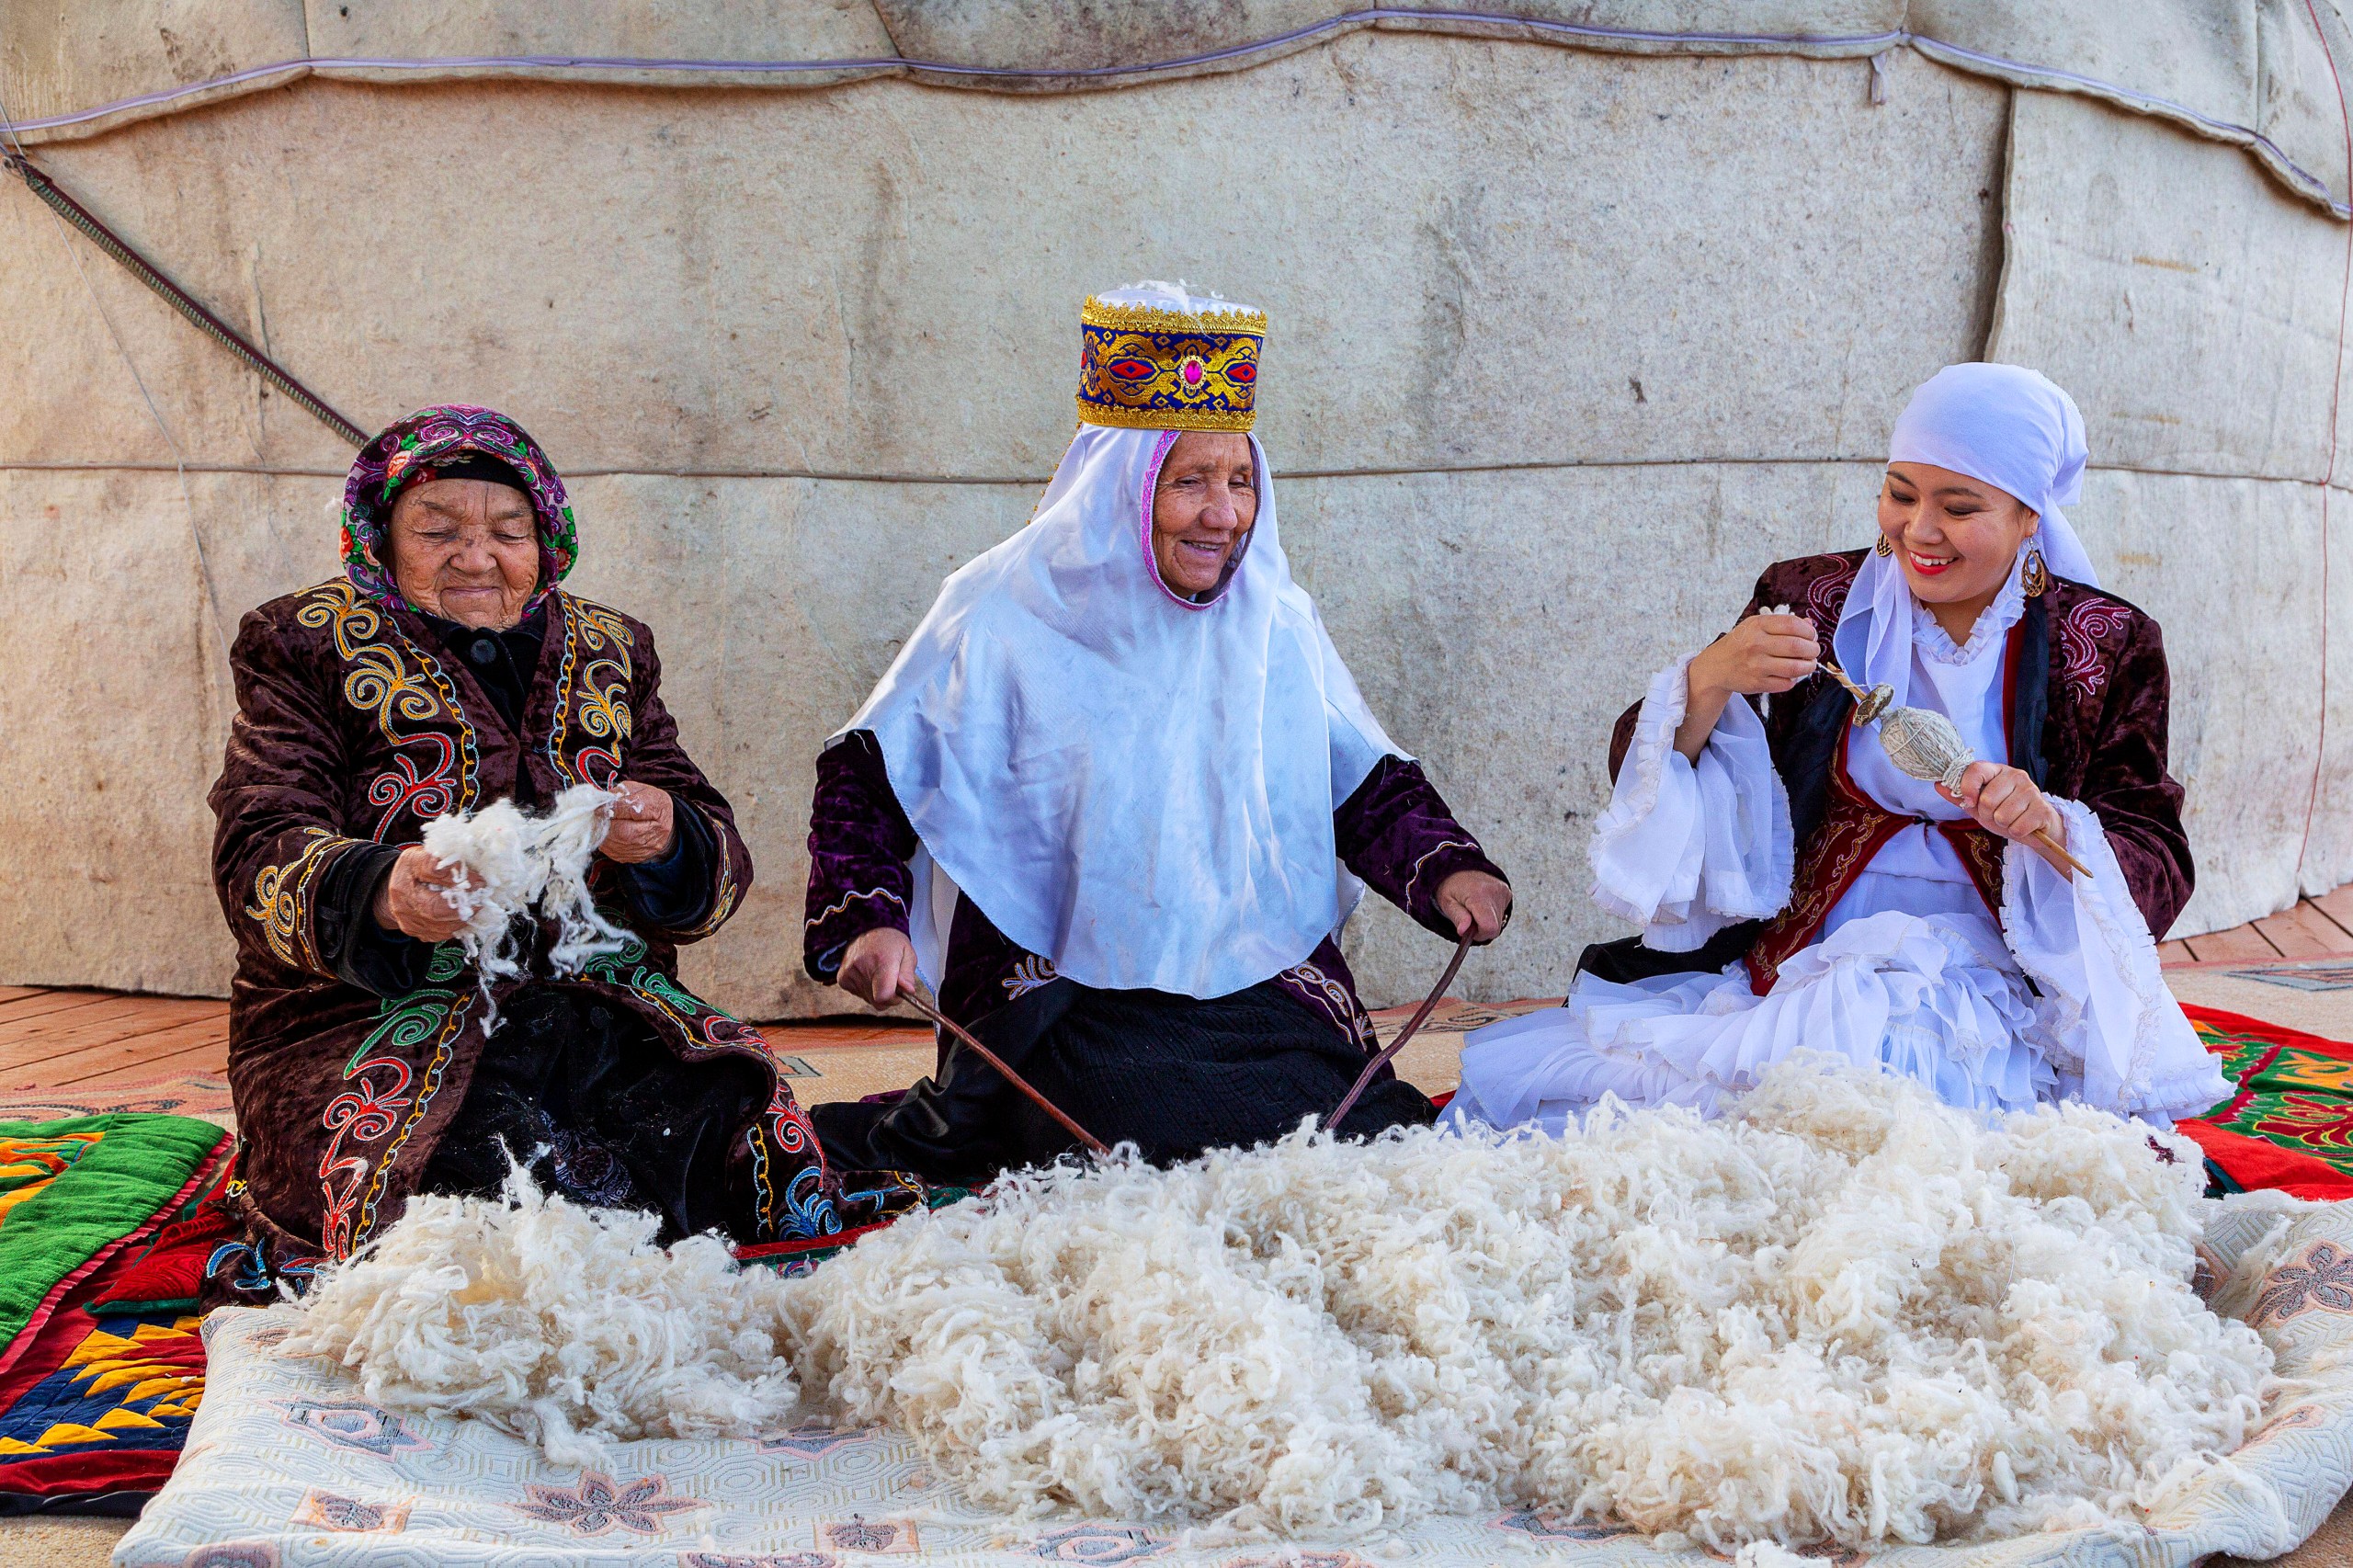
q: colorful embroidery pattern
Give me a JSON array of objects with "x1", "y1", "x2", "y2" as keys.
[
  {"x1": 1076, "y1": 296, "x2": 1264, "y2": 432},
  {"x1": 244, "y1": 828, "x2": 353, "y2": 974},
  {"x1": 318, "y1": 948, "x2": 472, "y2": 1259},
  {"x1": 548, "y1": 594, "x2": 637, "y2": 787},
  {"x1": 294, "y1": 578, "x2": 480, "y2": 844},
  {"x1": 576, "y1": 937, "x2": 838, "y2": 1242},
  {"x1": 2179, "y1": 1008, "x2": 2353, "y2": 1199}
]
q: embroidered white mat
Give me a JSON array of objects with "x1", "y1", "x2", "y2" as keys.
[{"x1": 117, "y1": 1200, "x2": 2353, "y2": 1568}]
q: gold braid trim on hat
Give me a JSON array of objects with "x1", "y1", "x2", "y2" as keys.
[
  {"x1": 1075, "y1": 294, "x2": 1265, "y2": 434},
  {"x1": 1079, "y1": 297, "x2": 1268, "y2": 335}
]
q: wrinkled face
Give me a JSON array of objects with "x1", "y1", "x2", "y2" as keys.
[
  {"x1": 386, "y1": 477, "x2": 540, "y2": 629},
  {"x1": 1150, "y1": 431, "x2": 1259, "y2": 598},
  {"x1": 1876, "y1": 461, "x2": 2040, "y2": 608}
]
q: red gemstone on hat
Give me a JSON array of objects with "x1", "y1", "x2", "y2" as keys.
[{"x1": 1179, "y1": 358, "x2": 1205, "y2": 388}]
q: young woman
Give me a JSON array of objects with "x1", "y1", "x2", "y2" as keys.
[{"x1": 1451, "y1": 364, "x2": 2228, "y2": 1133}]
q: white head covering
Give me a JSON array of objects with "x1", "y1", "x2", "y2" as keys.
[
  {"x1": 1834, "y1": 362, "x2": 2101, "y2": 716},
  {"x1": 1886, "y1": 362, "x2": 2096, "y2": 586},
  {"x1": 839, "y1": 285, "x2": 1402, "y2": 999}
]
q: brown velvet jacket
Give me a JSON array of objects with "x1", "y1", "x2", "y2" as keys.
[
  {"x1": 1599, "y1": 550, "x2": 2191, "y2": 984},
  {"x1": 209, "y1": 579, "x2": 899, "y2": 1286}
]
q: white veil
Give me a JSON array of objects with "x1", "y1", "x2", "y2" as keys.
[{"x1": 839, "y1": 415, "x2": 1400, "y2": 999}]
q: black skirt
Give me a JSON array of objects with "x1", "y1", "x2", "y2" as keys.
[
  {"x1": 813, "y1": 978, "x2": 1435, "y2": 1185},
  {"x1": 416, "y1": 983, "x2": 769, "y2": 1242}
]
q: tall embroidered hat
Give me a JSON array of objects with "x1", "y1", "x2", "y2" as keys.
[{"x1": 1076, "y1": 281, "x2": 1266, "y2": 432}]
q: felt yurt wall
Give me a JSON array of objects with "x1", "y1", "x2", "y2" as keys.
[{"x1": 2, "y1": 3, "x2": 2349, "y2": 1014}]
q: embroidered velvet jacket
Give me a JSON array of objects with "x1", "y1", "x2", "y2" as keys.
[
  {"x1": 209, "y1": 579, "x2": 910, "y2": 1286},
  {"x1": 1599, "y1": 549, "x2": 2191, "y2": 983},
  {"x1": 804, "y1": 731, "x2": 1506, "y2": 1043}
]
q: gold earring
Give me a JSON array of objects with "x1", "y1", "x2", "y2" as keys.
[
  {"x1": 2020, "y1": 547, "x2": 2049, "y2": 597},
  {"x1": 1874, "y1": 534, "x2": 1894, "y2": 557}
]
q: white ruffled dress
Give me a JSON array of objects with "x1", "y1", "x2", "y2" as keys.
[{"x1": 1451, "y1": 575, "x2": 2230, "y2": 1135}]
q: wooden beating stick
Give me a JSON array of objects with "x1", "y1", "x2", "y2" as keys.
[
  {"x1": 1326, "y1": 934, "x2": 1475, "y2": 1132},
  {"x1": 896, "y1": 986, "x2": 1111, "y2": 1158}
]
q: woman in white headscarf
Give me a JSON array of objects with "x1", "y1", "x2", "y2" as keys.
[
  {"x1": 802, "y1": 284, "x2": 1512, "y2": 1182},
  {"x1": 1451, "y1": 363, "x2": 2229, "y2": 1134}
]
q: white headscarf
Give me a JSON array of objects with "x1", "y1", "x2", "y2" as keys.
[
  {"x1": 1825, "y1": 358, "x2": 2108, "y2": 810},
  {"x1": 840, "y1": 291, "x2": 1401, "y2": 999},
  {"x1": 1834, "y1": 361, "x2": 2101, "y2": 718}
]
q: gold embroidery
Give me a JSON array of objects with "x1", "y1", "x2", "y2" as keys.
[
  {"x1": 342, "y1": 643, "x2": 442, "y2": 744},
  {"x1": 245, "y1": 828, "x2": 346, "y2": 971},
  {"x1": 674, "y1": 812, "x2": 744, "y2": 940},
  {"x1": 1077, "y1": 295, "x2": 1264, "y2": 433},
  {"x1": 294, "y1": 580, "x2": 479, "y2": 812},
  {"x1": 549, "y1": 595, "x2": 638, "y2": 783},
  {"x1": 293, "y1": 579, "x2": 382, "y2": 660}
]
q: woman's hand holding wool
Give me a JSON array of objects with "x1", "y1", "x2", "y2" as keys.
[
  {"x1": 599, "y1": 780, "x2": 676, "y2": 864},
  {"x1": 1939, "y1": 761, "x2": 2070, "y2": 872},
  {"x1": 1677, "y1": 612, "x2": 1820, "y2": 761},
  {"x1": 373, "y1": 846, "x2": 471, "y2": 943}
]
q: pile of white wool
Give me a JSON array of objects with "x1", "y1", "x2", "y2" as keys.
[
  {"x1": 286, "y1": 1165, "x2": 800, "y2": 1466},
  {"x1": 299, "y1": 1060, "x2": 2276, "y2": 1551}
]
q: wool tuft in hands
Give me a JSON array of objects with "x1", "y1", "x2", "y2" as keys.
[
  {"x1": 299, "y1": 1059, "x2": 2277, "y2": 1551},
  {"x1": 418, "y1": 782, "x2": 630, "y2": 1022}
]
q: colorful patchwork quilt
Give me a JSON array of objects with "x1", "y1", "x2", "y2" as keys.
[
  {"x1": 2179, "y1": 1006, "x2": 2353, "y2": 1202},
  {"x1": 0, "y1": 1114, "x2": 230, "y2": 1514}
]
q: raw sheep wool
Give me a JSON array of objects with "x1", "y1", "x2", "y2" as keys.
[
  {"x1": 418, "y1": 782, "x2": 628, "y2": 1019},
  {"x1": 285, "y1": 1164, "x2": 801, "y2": 1468},
  {"x1": 301, "y1": 1059, "x2": 2278, "y2": 1551}
]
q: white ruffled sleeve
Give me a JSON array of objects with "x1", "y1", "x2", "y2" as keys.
[
  {"x1": 2001, "y1": 796, "x2": 2232, "y2": 1123},
  {"x1": 1588, "y1": 656, "x2": 1792, "y2": 952}
]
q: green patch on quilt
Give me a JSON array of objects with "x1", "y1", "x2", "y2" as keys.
[{"x1": 0, "y1": 1115, "x2": 228, "y2": 1348}]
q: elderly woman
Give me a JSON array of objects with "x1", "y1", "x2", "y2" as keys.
[
  {"x1": 803, "y1": 284, "x2": 1513, "y2": 1184},
  {"x1": 1450, "y1": 364, "x2": 2230, "y2": 1133},
  {"x1": 208, "y1": 405, "x2": 917, "y2": 1293}
]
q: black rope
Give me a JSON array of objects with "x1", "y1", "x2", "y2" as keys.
[{"x1": 5, "y1": 150, "x2": 368, "y2": 448}]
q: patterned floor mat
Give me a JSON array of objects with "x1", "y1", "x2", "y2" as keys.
[
  {"x1": 2180, "y1": 1006, "x2": 2353, "y2": 1201},
  {"x1": 0, "y1": 1075, "x2": 235, "y2": 1131},
  {"x1": 0, "y1": 1116, "x2": 230, "y2": 1514},
  {"x1": 2226, "y1": 962, "x2": 2353, "y2": 994}
]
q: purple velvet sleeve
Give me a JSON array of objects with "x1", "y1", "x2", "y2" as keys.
[
  {"x1": 1334, "y1": 756, "x2": 1509, "y2": 940},
  {"x1": 802, "y1": 730, "x2": 918, "y2": 982}
]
